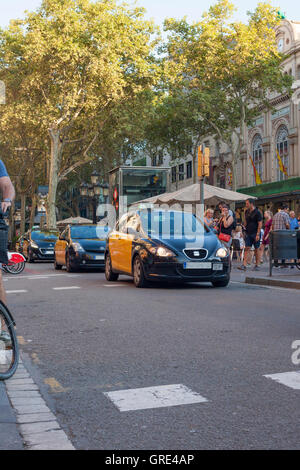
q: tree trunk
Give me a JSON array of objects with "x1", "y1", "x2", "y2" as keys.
[
  {"x1": 47, "y1": 129, "x2": 63, "y2": 228},
  {"x1": 30, "y1": 193, "x2": 37, "y2": 229},
  {"x1": 20, "y1": 193, "x2": 26, "y2": 235}
]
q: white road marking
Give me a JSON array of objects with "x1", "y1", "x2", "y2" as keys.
[
  {"x1": 264, "y1": 371, "x2": 300, "y2": 390},
  {"x1": 102, "y1": 284, "x2": 127, "y2": 288},
  {"x1": 3, "y1": 274, "x2": 79, "y2": 281},
  {"x1": 7, "y1": 290, "x2": 28, "y2": 294},
  {"x1": 52, "y1": 286, "x2": 81, "y2": 291},
  {"x1": 104, "y1": 384, "x2": 208, "y2": 412}
]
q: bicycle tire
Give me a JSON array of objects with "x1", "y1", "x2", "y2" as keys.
[
  {"x1": 0, "y1": 301, "x2": 19, "y2": 380},
  {"x1": 4, "y1": 262, "x2": 26, "y2": 275}
]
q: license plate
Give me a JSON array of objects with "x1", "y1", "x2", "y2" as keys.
[
  {"x1": 184, "y1": 262, "x2": 212, "y2": 270},
  {"x1": 94, "y1": 254, "x2": 104, "y2": 260},
  {"x1": 45, "y1": 250, "x2": 54, "y2": 255},
  {"x1": 213, "y1": 264, "x2": 223, "y2": 271}
]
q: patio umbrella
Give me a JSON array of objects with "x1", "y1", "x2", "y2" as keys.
[
  {"x1": 134, "y1": 183, "x2": 255, "y2": 207},
  {"x1": 56, "y1": 216, "x2": 93, "y2": 226}
]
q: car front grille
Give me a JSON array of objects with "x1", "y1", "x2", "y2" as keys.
[{"x1": 183, "y1": 248, "x2": 208, "y2": 260}]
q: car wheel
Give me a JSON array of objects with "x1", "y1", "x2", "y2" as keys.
[
  {"x1": 54, "y1": 257, "x2": 62, "y2": 270},
  {"x1": 133, "y1": 256, "x2": 148, "y2": 288},
  {"x1": 105, "y1": 254, "x2": 119, "y2": 282},
  {"x1": 212, "y1": 278, "x2": 230, "y2": 288},
  {"x1": 66, "y1": 254, "x2": 75, "y2": 273}
]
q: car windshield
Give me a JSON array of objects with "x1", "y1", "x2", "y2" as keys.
[
  {"x1": 139, "y1": 211, "x2": 209, "y2": 239},
  {"x1": 71, "y1": 225, "x2": 110, "y2": 239},
  {"x1": 31, "y1": 231, "x2": 59, "y2": 241}
]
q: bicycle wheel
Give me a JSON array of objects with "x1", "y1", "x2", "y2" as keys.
[
  {"x1": 4, "y1": 262, "x2": 26, "y2": 275},
  {"x1": 0, "y1": 301, "x2": 19, "y2": 380}
]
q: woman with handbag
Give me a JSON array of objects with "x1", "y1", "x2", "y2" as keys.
[{"x1": 217, "y1": 204, "x2": 234, "y2": 250}]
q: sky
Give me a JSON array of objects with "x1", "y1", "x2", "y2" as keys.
[{"x1": 0, "y1": 0, "x2": 299, "y2": 29}]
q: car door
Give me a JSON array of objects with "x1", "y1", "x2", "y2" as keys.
[
  {"x1": 109, "y1": 216, "x2": 128, "y2": 272},
  {"x1": 118, "y1": 214, "x2": 140, "y2": 274},
  {"x1": 56, "y1": 228, "x2": 69, "y2": 265}
]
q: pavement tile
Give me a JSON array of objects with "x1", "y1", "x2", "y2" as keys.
[
  {"x1": 6, "y1": 384, "x2": 39, "y2": 391},
  {"x1": 15, "y1": 404, "x2": 51, "y2": 414},
  {"x1": 16, "y1": 412, "x2": 57, "y2": 424},
  {"x1": 23, "y1": 430, "x2": 74, "y2": 447},
  {"x1": 28, "y1": 442, "x2": 75, "y2": 450},
  {"x1": 10, "y1": 397, "x2": 46, "y2": 407},
  {"x1": 20, "y1": 421, "x2": 61, "y2": 435},
  {"x1": 7, "y1": 391, "x2": 42, "y2": 398}
]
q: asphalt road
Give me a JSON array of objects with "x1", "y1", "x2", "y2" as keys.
[{"x1": 4, "y1": 262, "x2": 300, "y2": 450}]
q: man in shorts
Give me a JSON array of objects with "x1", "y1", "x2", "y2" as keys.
[
  {"x1": 0, "y1": 159, "x2": 15, "y2": 305},
  {"x1": 238, "y1": 199, "x2": 262, "y2": 271}
]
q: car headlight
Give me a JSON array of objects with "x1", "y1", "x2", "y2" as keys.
[
  {"x1": 149, "y1": 246, "x2": 175, "y2": 257},
  {"x1": 31, "y1": 242, "x2": 39, "y2": 249},
  {"x1": 216, "y1": 247, "x2": 228, "y2": 258},
  {"x1": 72, "y1": 242, "x2": 85, "y2": 252}
]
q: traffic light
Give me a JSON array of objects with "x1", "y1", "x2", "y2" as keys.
[
  {"x1": 197, "y1": 146, "x2": 210, "y2": 179},
  {"x1": 203, "y1": 147, "x2": 210, "y2": 177}
]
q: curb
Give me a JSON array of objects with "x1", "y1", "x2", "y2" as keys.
[
  {"x1": 0, "y1": 381, "x2": 24, "y2": 450},
  {"x1": 4, "y1": 357, "x2": 75, "y2": 450},
  {"x1": 245, "y1": 276, "x2": 300, "y2": 290}
]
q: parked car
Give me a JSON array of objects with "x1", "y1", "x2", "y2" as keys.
[
  {"x1": 54, "y1": 224, "x2": 110, "y2": 272},
  {"x1": 22, "y1": 229, "x2": 59, "y2": 262},
  {"x1": 105, "y1": 209, "x2": 231, "y2": 288}
]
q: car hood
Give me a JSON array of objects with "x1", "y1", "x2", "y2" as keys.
[
  {"x1": 32, "y1": 240, "x2": 57, "y2": 249},
  {"x1": 150, "y1": 232, "x2": 222, "y2": 258},
  {"x1": 72, "y1": 238, "x2": 106, "y2": 252}
]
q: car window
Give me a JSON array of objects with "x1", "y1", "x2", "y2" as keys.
[
  {"x1": 139, "y1": 211, "x2": 208, "y2": 238},
  {"x1": 125, "y1": 214, "x2": 140, "y2": 233}
]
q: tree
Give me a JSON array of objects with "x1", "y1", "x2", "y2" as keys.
[
  {"x1": 163, "y1": 0, "x2": 293, "y2": 189},
  {"x1": 0, "y1": 0, "x2": 160, "y2": 227}
]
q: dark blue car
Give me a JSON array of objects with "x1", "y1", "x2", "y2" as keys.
[{"x1": 54, "y1": 224, "x2": 110, "y2": 272}]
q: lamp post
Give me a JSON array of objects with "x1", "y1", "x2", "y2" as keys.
[{"x1": 80, "y1": 172, "x2": 108, "y2": 224}]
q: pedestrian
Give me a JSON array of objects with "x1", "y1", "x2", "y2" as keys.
[
  {"x1": 237, "y1": 199, "x2": 263, "y2": 271},
  {"x1": 204, "y1": 209, "x2": 215, "y2": 228},
  {"x1": 272, "y1": 204, "x2": 290, "y2": 231},
  {"x1": 232, "y1": 225, "x2": 245, "y2": 262},
  {"x1": 272, "y1": 204, "x2": 290, "y2": 268},
  {"x1": 217, "y1": 204, "x2": 234, "y2": 250},
  {"x1": 289, "y1": 211, "x2": 299, "y2": 230},
  {"x1": 258, "y1": 210, "x2": 273, "y2": 264}
]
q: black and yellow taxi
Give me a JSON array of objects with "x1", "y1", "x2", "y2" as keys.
[
  {"x1": 54, "y1": 224, "x2": 110, "y2": 272},
  {"x1": 23, "y1": 229, "x2": 59, "y2": 262},
  {"x1": 105, "y1": 209, "x2": 231, "y2": 288}
]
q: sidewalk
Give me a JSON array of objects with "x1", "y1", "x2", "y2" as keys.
[
  {"x1": 231, "y1": 261, "x2": 300, "y2": 290},
  {"x1": 0, "y1": 381, "x2": 24, "y2": 450}
]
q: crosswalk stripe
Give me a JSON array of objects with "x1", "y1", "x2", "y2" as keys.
[{"x1": 264, "y1": 371, "x2": 300, "y2": 390}]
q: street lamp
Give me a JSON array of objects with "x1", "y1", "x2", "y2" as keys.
[{"x1": 80, "y1": 173, "x2": 108, "y2": 224}]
